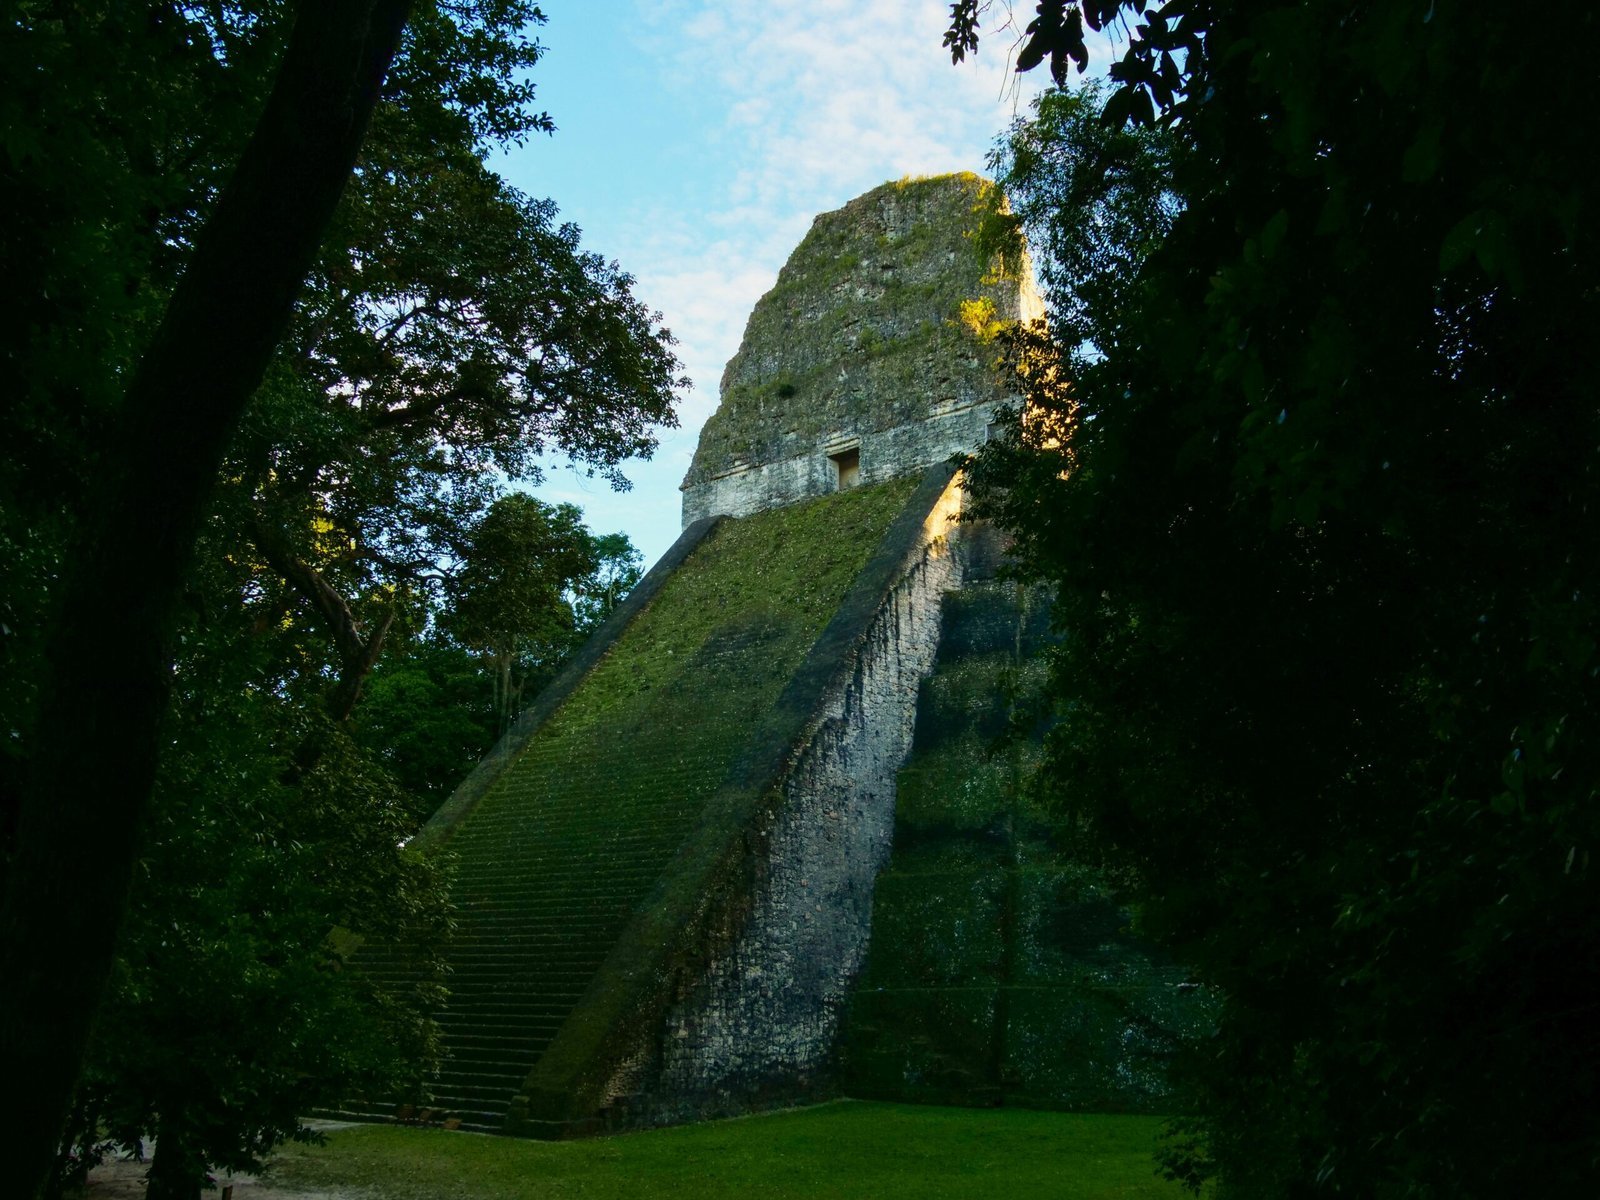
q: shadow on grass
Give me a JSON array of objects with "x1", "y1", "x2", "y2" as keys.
[{"x1": 270, "y1": 1101, "x2": 1195, "y2": 1200}]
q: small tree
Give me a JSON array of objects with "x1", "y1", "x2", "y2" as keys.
[
  {"x1": 445, "y1": 496, "x2": 598, "y2": 736},
  {"x1": 54, "y1": 710, "x2": 449, "y2": 1200},
  {"x1": 573, "y1": 532, "x2": 645, "y2": 635}
]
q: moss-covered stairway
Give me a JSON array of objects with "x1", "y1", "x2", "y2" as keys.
[
  {"x1": 342, "y1": 476, "x2": 924, "y2": 1133},
  {"x1": 841, "y1": 564, "x2": 1213, "y2": 1112}
]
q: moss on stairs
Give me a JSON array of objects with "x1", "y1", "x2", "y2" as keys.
[{"x1": 350, "y1": 477, "x2": 919, "y2": 1131}]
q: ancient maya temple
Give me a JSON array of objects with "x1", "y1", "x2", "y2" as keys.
[{"x1": 344, "y1": 174, "x2": 1205, "y2": 1136}]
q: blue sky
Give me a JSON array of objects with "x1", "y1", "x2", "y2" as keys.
[{"x1": 492, "y1": 2, "x2": 1105, "y2": 567}]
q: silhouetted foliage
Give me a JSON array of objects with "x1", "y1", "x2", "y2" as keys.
[
  {"x1": 3, "y1": 3, "x2": 421, "y2": 1195},
  {"x1": 963, "y1": 3, "x2": 1599, "y2": 1194},
  {"x1": 1, "y1": 3, "x2": 679, "y2": 1198}
]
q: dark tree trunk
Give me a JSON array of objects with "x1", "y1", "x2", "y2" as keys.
[
  {"x1": 146, "y1": 1121, "x2": 205, "y2": 1200},
  {"x1": 252, "y1": 514, "x2": 397, "y2": 723},
  {"x1": 0, "y1": 4, "x2": 413, "y2": 1197}
]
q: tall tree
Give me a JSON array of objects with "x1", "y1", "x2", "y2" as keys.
[
  {"x1": 957, "y1": 2, "x2": 1599, "y2": 1193},
  {"x1": 0, "y1": 5, "x2": 415, "y2": 1195},
  {"x1": 354, "y1": 516, "x2": 645, "y2": 817},
  {"x1": 235, "y1": 79, "x2": 679, "y2": 730},
  {"x1": 4, "y1": 4, "x2": 683, "y2": 1193},
  {"x1": 573, "y1": 531, "x2": 645, "y2": 635},
  {"x1": 3, "y1": 3, "x2": 684, "y2": 1196}
]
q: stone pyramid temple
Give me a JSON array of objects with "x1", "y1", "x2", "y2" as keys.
[{"x1": 345, "y1": 174, "x2": 1206, "y2": 1136}]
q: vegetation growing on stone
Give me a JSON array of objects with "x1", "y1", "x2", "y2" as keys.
[
  {"x1": 685, "y1": 173, "x2": 1018, "y2": 484},
  {"x1": 843, "y1": 579, "x2": 1209, "y2": 1114},
  {"x1": 370, "y1": 477, "x2": 918, "y2": 1127},
  {"x1": 543, "y1": 478, "x2": 915, "y2": 728}
]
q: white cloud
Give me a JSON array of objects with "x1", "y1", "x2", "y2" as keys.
[
  {"x1": 626, "y1": 0, "x2": 1047, "y2": 418},
  {"x1": 517, "y1": 1, "x2": 1118, "y2": 563}
]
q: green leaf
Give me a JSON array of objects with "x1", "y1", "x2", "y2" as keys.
[
  {"x1": 1260, "y1": 209, "x2": 1290, "y2": 258},
  {"x1": 1439, "y1": 210, "x2": 1484, "y2": 272},
  {"x1": 1402, "y1": 121, "x2": 1444, "y2": 183}
]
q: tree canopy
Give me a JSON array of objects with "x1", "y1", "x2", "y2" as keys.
[
  {"x1": 1, "y1": 3, "x2": 682, "y2": 1197},
  {"x1": 961, "y1": 1, "x2": 1598, "y2": 1193}
]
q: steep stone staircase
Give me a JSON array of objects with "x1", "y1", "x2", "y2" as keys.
[
  {"x1": 339, "y1": 480, "x2": 918, "y2": 1132},
  {"x1": 350, "y1": 746, "x2": 710, "y2": 1129}
]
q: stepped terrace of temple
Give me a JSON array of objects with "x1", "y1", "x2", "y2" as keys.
[{"x1": 338, "y1": 173, "x2": 1204, "y2": 1137}]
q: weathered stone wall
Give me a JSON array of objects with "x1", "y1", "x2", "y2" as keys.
[
  {"x1": 349, "y1": 176, "x2": 1072, "y2": 1138},
  {"x1": 840, "y1": 574, "x2": 1217, "y2": 1112},
  {"x1": 634, "y1": 481, "x2": 968, "y2": 1121},
  {"x1": 682, "y1": 402, "x2": 1000, "y2": 526},
  {"x1": 505, "y1": 467, "x2": 964, "y2": 1137},
  {"x1": 681, "y1": 173, "x2": 1039, "y2": 526},
  {"x1": 350, "y1": 480, "x2": 919, "y2": 1134}
]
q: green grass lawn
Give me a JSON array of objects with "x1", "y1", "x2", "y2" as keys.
[{"x1": 270, "y1": 1102, "x2": 1193, "y2": 1199}]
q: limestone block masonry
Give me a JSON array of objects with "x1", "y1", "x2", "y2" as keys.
[
  {"x1": 506, "y1": 467, "x2": 966, "y2": 1135},
  {"x1": 681, "y1": 173, "x2": 1040, "y2": 526},
  {"x1": 611, "y1": 479, "x2": 968, "y2": 1124},
  {"x1": 337, "y1": 174, "x2": 1060, "y2": 1138}
]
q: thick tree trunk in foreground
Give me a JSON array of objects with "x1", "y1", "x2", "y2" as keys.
[{"x1": 0, "y1": 4, "x2": 412, "y2": 1197}]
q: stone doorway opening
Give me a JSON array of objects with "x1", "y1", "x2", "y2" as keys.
[{"x1": 830, "y1": 446, "x2": 860, "y2": 490}]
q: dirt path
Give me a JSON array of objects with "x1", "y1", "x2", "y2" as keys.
[{"x1": 83, "y1": 1122, "x2": 368, "y2": 1200}]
